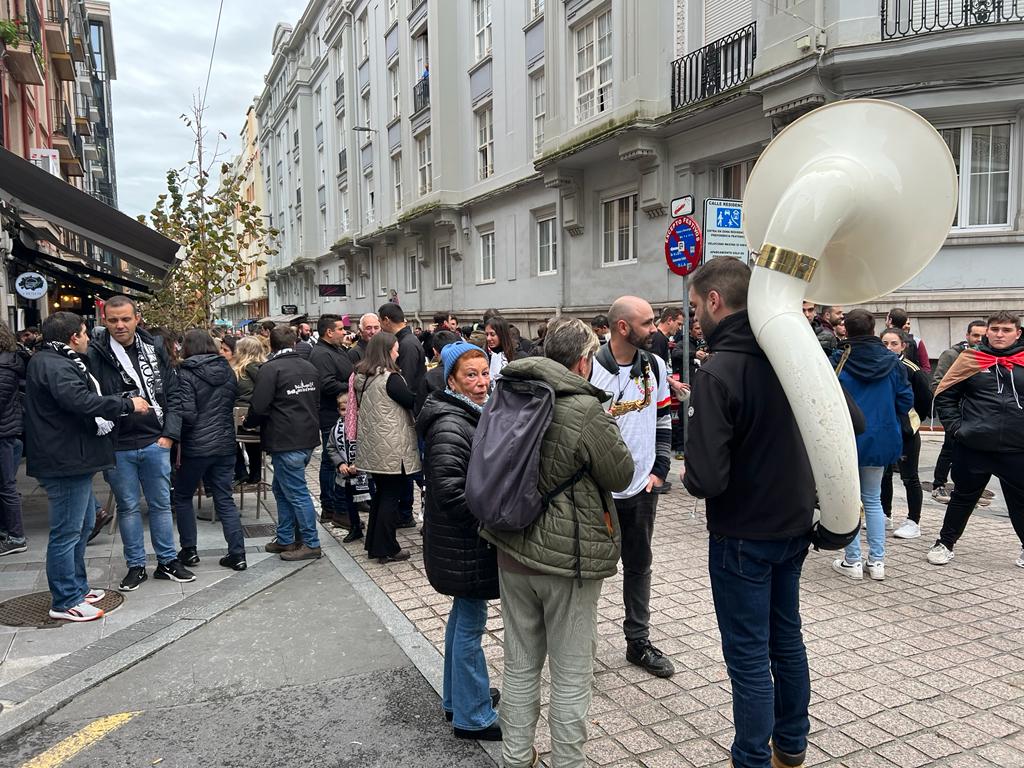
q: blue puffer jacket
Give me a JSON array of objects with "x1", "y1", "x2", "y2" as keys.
[{"x1": 831, "y1": 337, "x2": 913, "y2": 467}]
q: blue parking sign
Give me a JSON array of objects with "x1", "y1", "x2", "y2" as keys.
[{"x1": 716, "y1": 207, "x2": 742, "y2": 229}]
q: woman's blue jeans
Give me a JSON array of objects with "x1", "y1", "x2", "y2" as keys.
[
  {"x1": 845, "y1": 466, "x2": 886, "y2": 563},
  {"x1": 442, "y1": 597, "x2": 497, "y2": 731}
]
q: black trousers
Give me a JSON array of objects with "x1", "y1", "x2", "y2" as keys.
[
  {"x1": 937, "y1": 444, "x2": 1024, "y2": 550},
  {"x1": 615, "y1": 490, "x2": 658, "y2": 643},
  {"x1": 881, "y1": 432, "x2": 923, "y2": 523},
  {"x1": 933, "y1": 430, "x2": 956, "y2": 487},
  {"x1": 365, "y1": 472, "x2": 404, "y2": 559}
]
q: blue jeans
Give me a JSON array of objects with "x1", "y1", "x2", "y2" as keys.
[
  {"x1": 106, "y1": 441, "x2": 177, "y2": 567},
  {"x1": 271, "y1": 449, "x2": 320, "y2": 548},
  {"x1": 0, "y1": 437, "x2": 24, "y2": 539},
  {"x1": 845, "y1": 466, "x2": 885, "y2": 564},
  {"x1": 173, "y1": 453, "x2": 245, "y2": 557},
  {"x1": 319, "y1": 428, "x2": 341, "y2": 514},
  {"x1": 708, "y1": 535, "x2": 811, "y2": 768},
  {"x1": 41, "y1": 473, "x2": 96, "y2": 612},
  {"x1": 443, "y1": 597, "x2": 498, "y2": 731}
]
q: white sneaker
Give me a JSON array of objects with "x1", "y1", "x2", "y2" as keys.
[
  {"x1": 48, "y1": 601, "x2": 104, "y2": 622},
  {"x1": 886, "y1": 516, "x2": 894, "y2": 531},
  {"x1": 927, "y1": 543, "x2": 955, "y2": 565},
  {"x1": 1015, "y1": 549, "x2": 1024, "y2": 568},
  {"x1": 83, "y1": 589, "x2": 105, "y2": 604},
  {"x1": 867, "y1": 561, "x2": 886, "y2": 580},
  {"x1": 893, "y1": 520, "x2": 921, "y2": 539},
  {"x1": 832, "y1": 558, "x2": 863, "y2": 579}
]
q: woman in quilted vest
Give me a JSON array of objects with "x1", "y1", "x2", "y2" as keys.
[
  {"x1": 416, "y1": 341, "x2": 501, "y2": 741},
  {"x1": 353, "y1": 332, "x2": 421, "y2": 563}
]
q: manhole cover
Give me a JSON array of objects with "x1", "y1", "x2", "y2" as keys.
[
  {"x1": 242, "y1": 523, "x2": 278, "y2": 538},
  {"x1": 0, "y1": 590, "x2": 124, "y2": 629}
]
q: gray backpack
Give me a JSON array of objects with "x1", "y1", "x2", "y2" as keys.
[{"x1": 465, "y1": 377, "x2": 586, "y2": 531}]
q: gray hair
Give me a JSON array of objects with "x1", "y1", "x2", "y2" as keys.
[{"x1": 544, "y1": 318, "x2": 600, "y2": 370}]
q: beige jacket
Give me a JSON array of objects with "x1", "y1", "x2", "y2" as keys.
[{"x1": 354, "y1": 370, "x2": 421, "y2": 475}]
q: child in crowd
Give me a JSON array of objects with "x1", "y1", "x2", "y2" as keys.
[{"x1": 326, "y1": 393, "x2": 370, "y2": 543}]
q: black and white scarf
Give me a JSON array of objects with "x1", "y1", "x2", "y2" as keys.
[
  {"x1": 110, "y1": 336, "x2": 164, "y2": 426},
  {"x1": 45, "y1": 342, "x2": 114, "y2": 436}
]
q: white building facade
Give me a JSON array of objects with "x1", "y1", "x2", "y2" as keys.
[{"x1": 254, "y1": 0, "x2": 1024, "y2": 355}]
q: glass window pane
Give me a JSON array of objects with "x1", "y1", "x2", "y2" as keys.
[
  {"x1": 970, "y1": 126, "x2": 992, "y2": 175},
  {"x1": 969, "y1": 171, "x2": 990, "y2": 225}
]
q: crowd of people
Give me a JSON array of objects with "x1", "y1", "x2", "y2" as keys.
[{"x1": 0, "y1": 260, "x2": 1021, "y2": 768}]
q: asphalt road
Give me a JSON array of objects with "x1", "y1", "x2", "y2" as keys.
[{"x1": 5, "y1": 559, "x2": 492, "y2": 768}]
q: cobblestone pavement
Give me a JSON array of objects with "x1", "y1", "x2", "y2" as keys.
[{"x1": 314, "y1": 446, "x2": 1024, "y2": 767}]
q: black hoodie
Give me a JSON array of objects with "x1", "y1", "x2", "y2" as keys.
[
  {"x1": 172, "y1": 354, "x2": 239, "y2": 458},
  {"x1": 244, "y1": 349, "x2": 321, "y2": 453},
  {"x1": 683, "y1": 311, "x2": 815, "y2": 540},
  {"x1": 0, "y1": 350, "x2": 25, "y2": 439}
]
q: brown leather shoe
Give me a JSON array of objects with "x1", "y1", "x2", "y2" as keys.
[
  {"x1": 264, "y1": 540, "x2": 301, "y2": 554},
  {"x1": 771, "y1": 744, "x2": 805, "y2": 768},
  {"x1": 280, "y1": 544, "x2": 322, "y2": 561},
  {"x1": 87, "y1": 509, "x2": 114, "y2": 543},
  {"x1": 377, "y1": 549, "x2": 410, "y2": 564}
]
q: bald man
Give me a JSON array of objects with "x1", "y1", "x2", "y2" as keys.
[
  {"x1": 589, "y1": 296, "x2": 675, "y2": 678},
  {"x1": 348, "y1": 313, "x2": 381, "y2": 365}
]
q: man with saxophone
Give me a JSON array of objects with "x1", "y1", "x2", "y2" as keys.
[{"x1": 681, "y1": 257, "x2": 814, "y2": 768}]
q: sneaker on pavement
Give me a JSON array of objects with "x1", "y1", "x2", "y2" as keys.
[
  {"x1": 0, "y1": 537, "x2": 27, "y2": 557},
  {"x1": 178, "y1": 546, "x2": 200, "y2": 566},
  {"x1": 885, "y1": 516, "x2": 894, "y2": 531},
  {"x1": 927, "y1": 542, "x2": 955, "y2": 565},
  {"x1": 975, "y1": 496, "x2": 992, "y2": 507},
  {"x1": 866, "y1": 561, "x2": 885, "y2": 581},
  {"x1": 832, "y1": 558, "x2": 863, "y2": 579},
  {"x1": 932, "y1": 485, "x2": 951, "y2": 503},
  {"x1": 83, "y1": 588, "x2": 105, "y2": 604},
  {"x1": 893, "y1": 520, "x2": 921, "y2": 539},
  {"x1": 49, "y1": 601, "x2": 104, "y2": 622},
  {"x1": 154, "y1": 559, "x2": 196, "y2": 583},
  {"x1": 1016, "y1": 549, "x2": 1024, "y2": 569},
  {"x1": 342, "y1": 528, "x2": 364, "y2": 543},
  {"x1": 118, "y1": 566, "x2": 148, "y2": 592},
  {"x1": 654, "y1": 481, "x2": 672, "y2": 495},
  {"x1": 264, "y1": 540, "x2": 301, "y2": 554},
  {"x1": 626, "y1": 640, "x2": 675, "y2": 678},
  {"x1": 219, "y1": 553, "x2": 247, "y2": 571},
  {"x1": 981, "y1": 489, "x2": 995, "y2": 499},
  {"x1": 280, "y1": 544, "x2": 322, "y2": 561}
]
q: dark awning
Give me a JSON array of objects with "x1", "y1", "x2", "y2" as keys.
[
  {"x1": 0, "y1": 146, "x2": 180, "y2": 281},
  {"x1": 10, "y1": 239, "x2": 150, "y2": 302}
]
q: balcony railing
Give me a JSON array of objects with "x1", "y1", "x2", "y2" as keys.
[
  {"x1": 50, "y1": 99, "x2": 73, "y2": 142},
  {"x1": 670, "y1": 22, "x2": 756, "y2": 111},
  {"x1": 881, "y1": 0, "x2": 1024, "y2": 39},
  {"x1": 46, "y1": 1, "x2": 65, "y2": 24},
  {"x1": 413, "y1": 76, "x2": 430, "y2": 113}
]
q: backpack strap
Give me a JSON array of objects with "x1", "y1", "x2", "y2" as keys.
[
  {"x1": 541, "y1": 464, "x2": 589, "y2": 506},
  {"x1": 640, "y1": 350, "x2": 661, "y2": 389}
]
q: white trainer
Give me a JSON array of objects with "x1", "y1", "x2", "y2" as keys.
[
  {"x1": 893, "y1": 520, "x2": 921, "y2": 540},
  {"x1": 1015, "y1": 549, "x2": 1024, "y2": 569},
  {"x1": 48, "y1": 601, "x2": 104, "y2": 622},
  {"x1": 927, "y1": 543, "x2": 955, "y2": 565},
  {"x1": 83, "y1": 589, "x2": 105, "y2": 604},
  {"x1": 832, "y1": 558, "x2": 863, "y2": 580},
  {"x1": 886, "y1": 516, "x2": 894, "y2": 531},
  {"x1": 867, "y1": 561, "x2": 886, "y2": 580}
]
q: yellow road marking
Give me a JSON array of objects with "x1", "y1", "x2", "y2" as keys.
[{"x1": 21, "y1": 711, "x2": 141, "y2": 768}]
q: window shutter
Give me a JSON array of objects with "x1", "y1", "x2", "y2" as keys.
[{"x1": 703, "y1": 0, "x2": 753, "y2": 44}]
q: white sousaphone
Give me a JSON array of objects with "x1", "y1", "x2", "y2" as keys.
[{"x1": 742, "y1": 99, "x2": 958, "y2": 548}]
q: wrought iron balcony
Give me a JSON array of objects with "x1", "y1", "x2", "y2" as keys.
[
  {"x1": 671, "y1": 22, "x2": 756, "y2": 111},
  {"x1": 3, "y1": 3, "x2": 44, "y2": 85},
  {"x1": 413, "y1": 76, "x2": 430, "y2": 113},
  {"x1": 881, "y1": 0, "x2": 1024, "y2": 39}
]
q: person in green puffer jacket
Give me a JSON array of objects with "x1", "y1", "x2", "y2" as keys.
[{"x1": 481, "y1": 318, "x2": 633, "y2": 768}]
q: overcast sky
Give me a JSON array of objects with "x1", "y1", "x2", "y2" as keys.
[{"x1": 109, "y1": 0, "x2": 307, "y2": 219}]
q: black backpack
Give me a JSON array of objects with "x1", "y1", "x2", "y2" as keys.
[{"x1": 465, "y1": 377, "x2": 587, "y2": 531}]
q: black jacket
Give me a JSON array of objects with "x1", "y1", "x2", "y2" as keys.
[
  {"x1": 0, "y1": 351, "x2": 25, "y2": 439},
  {"x1": 294, "y1": 339, "x2": 314, "y2": 359},
  {"x1": 24, "y1": 347, "x2": 130, "y2": 477},
  {"x1": 86, "y1": 327, "x2": 181, "y2": 447},
  {"x1": 396, "y1": 326, "x2": 426, "y2": 395},
  {"x1": 900, "y1": 357, "x2": 933, "y2": 437},
  {"x1": 415, "y1": 364, "x2": 445, "y2": 416},
  {"x1": 173, "y1": 354, "x2": 239, "y2": 458},
  {"x1": 348, "y1": 339, "x2": 368, "y2": 365},
  {"x1": 244, "y1": 350, "x2": 321, "y2": 453},
  {"x1": 683, "y1": 311, "x2": 815, "y2": 540},
  {"x1": 935, "y1": 339, "x2": 1024, "y2": 453},
  {"x1": 309, "y1": 339, "x2": 353, "y2": 429},
  {"x1": 416, "y1": 391, "x2": 498, "y2": 600}
]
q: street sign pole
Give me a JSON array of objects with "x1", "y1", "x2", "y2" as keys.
[{"x1": 682, "y1": 274, "x2": 690, "y2": 447}]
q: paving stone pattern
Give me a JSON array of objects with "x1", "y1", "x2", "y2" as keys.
[{"x1": 315, "y1": 459, "x2": 1024, "y2": 767}]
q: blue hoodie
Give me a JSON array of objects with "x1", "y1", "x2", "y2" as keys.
[{"x1": 831, "y1": 337, "x2": 913, "y2": 467}]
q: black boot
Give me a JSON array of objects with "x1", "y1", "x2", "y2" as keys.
[{"x1": 178, "y1": 546, "x2": 200, "y2": 566}]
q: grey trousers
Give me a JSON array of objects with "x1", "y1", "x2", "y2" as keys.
[{"x1": 499, "y1": 570, "x2": 602, "y2": 768}]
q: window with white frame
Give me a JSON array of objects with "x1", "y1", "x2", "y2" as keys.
[
  {"x1": 415, "y1": 34, "x2": 430, "y2": 79},
  {"x1": 360, "y1": 90, "x2": 371, "y2": 131},
  {"x1": 388, "y1": 61, "x2": 401, "y2": 120},
  {"x1": 436, "y1": 245, "x2": 453, "y2": 288},
  {"x1": 357, "y1": 12, "x2": 369, "y2": 60},
  {"x1": 940, "y1": 123, "x2": 1012, "y2": 229},
  {"x1": 386, "y1": 0, "x2": 399, "y2": 26},
  {"x1": 602, "y1": 193, "x2": 638, "y2": 265},
  {"x1": 479, "y1": 230, "x2": 495, "y2": 283},
  {"x1": 574, "y1": 10, "x2": 612, "y2": 123},
  {"x1": 339, "y1": 183, "x2": 350, "y2": 232},
  {"x1": 364, "y1": 172, "x2": 375, "y2": 225},
  {"x1": 721, "y1": 159, "x2": 755, "y2": 199},
  {"x1": 477, "y1": 107, "x2": 493, "y2": 180},
  {"x1": 406, "y1": 250, "x2": 418, "y2": 292},
  {"x1": 529, "y1": 0, "x2": 544, "y2": 19},
  {"x1": 357, "y1": 260, "x2": 368, "y2": 298},
  {"x1": 376, "y1": 252, "x2": 388, "y2": 296},
  {"x1": 392, "y1": 153, "x2": 403, "y2": 209},
  {"x1": 537, "y1": 216, "x2": 557, "y2": 274},
  {"x1": 417, "y1": 131, "x2": 433, "y2": 194},
  {"x1": 531, "y1": 72, "x2": 545, "y2": 157},
  {"x1": 473, "y1": 0, "x2": 492, "y2": 61}
]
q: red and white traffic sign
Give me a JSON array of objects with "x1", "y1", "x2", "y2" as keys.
[
  {"x1": 670, "y1": 195, "x2": 694, "y2": 217},
  {"x1": 664, "y1": 216, "x2": 702, "y2": 277}
]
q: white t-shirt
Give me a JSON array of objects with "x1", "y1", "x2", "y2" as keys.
[
  {"x1": 590, "y1": 352, "x2": 670, "y2": 499},
  {"x1": 489, "y1": 349, "x2": 509, "y2": 381}
]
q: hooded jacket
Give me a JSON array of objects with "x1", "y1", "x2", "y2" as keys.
[
  {"x1": 0, "y1": 350, "x2": 25, "y2": 439},
  {"x1": 480, "y1": 357, "x2": 634, "y2": 580},
  {"x1": 416, "y1": 390, "x2": 498, "y2": 600},
  {"x1": 935, "y1": 338, "x2": 1024, "y2": 453},
  {"x1": 244, "y1": 349, "x2": 321, "y2": 453},
  {"x1": 683, "y1": 311, "x2": 816, "y2": 540},
  {"x1": 173, "y1": 354, "x2": 239, "y2": 458},
  {"x1": 831, "y1": 336, "x2": 913, "y2": 467}
]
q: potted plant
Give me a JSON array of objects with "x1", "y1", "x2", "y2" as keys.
[{"x1": 0, "y1": 19, "x2": 18, "y2": 48}]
